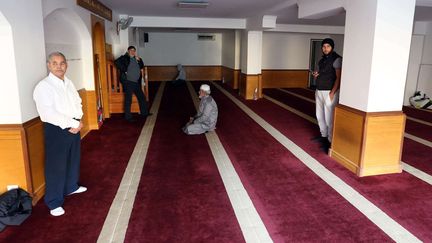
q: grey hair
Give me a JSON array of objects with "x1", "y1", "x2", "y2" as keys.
[{"x1": 47, "y1": 52, "x2": 67, "y2": 63}]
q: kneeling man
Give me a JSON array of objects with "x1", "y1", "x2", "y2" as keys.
[{"x1": 183, "y1": 84, "x2": 218, "y2": 135}]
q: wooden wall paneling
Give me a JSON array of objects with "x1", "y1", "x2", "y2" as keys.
[
  {"x1": 330, "y1": 105, "x2": 404, "y2": 177},
  {"x1": 221, "y1": 66, "x2": 234, "y2": 86},
  {"x1": 0, "y1": 127, "x2": 28, "y2": 195},
  {"x1": 261, "y1": 70, "x2": 309, "y2": 88},
  {"x1": 186, "y1": 66, "x2": 222, "y2": 81},
  {"x1": 239, "y1": 73, "x2": 260, "y2": 100},
  {"x1": 360, "y1": 113, "x2": 405, "y2": 176},
  {"x1": 78, "y1": 89, "x2": 90, "y2": 137},
  {"x1": 330, "y1": 106, "x2": 365, "y2": 174},
  {"x1": 233, "y1": 70, "x2": 240, "y2": 89},
  {"x1": 23, "y1": 118, "x2": 45, "y2": 204},
  {"x1": 221, "y1": 66, "x2": 240, "y2": 89}
]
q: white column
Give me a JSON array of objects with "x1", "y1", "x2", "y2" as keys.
[
  {"x1": 240, "y1": 30, "x2": 262, "y2": 75},
  {"x1": 341, "y1": 0, "x2": 416, "y2": 112}
]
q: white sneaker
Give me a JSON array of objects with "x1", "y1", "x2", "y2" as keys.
[
  {"x1": 68, "y1": 186, "x2": 87, "y2": 195},
  {"x1": 50, "y1": 207, "x2": 65, "y2": 216}
]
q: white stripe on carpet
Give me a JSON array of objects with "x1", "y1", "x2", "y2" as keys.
[
  {"x1": 213, "y1": 82, "x2": 421, "y2": 243},
  {"x1": 97, "y1": 82, "x2": 166, "y2": 243},
  {"x1": 264, "y1": 92, "x2": 432, "y2": 189},
  {"x1": 280, "y1": 88, "x2": 432, "y2": 128},
  {"x1": 186, "y1": 82, "x2": 272, "y2": 243}
]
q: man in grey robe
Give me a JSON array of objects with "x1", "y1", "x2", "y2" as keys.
[
  {"x1": 183, "y1": 84, "x2": 218, "y2": 135},
  {"x1": 173, "y1": 64, "x2": 186, "y2": 86}
]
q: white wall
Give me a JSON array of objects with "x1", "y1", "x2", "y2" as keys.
[
  {"x1": 42, "y1": 0, "x2": 120, "y2": 90},
  {"x1": 137, "y1": 32, "x2": 222, "y2": 65},
  {"x1": 240, "y1": 30, "x2": 248, "y2": 73},
  {"x1": 404, "y1": 35, "x2": 424, "y2": 105},
  {"x1": 222, "y1": 30, "x2": 236, "y2": 69},
  {"x1": 44, "y1": 9, "x2": 84, "y2": 89},
  {"x1": 404, "y1": 22, "x2": 432, "y2": 105},
  {"x1": 262, "y1": 32, "x2": 344, "y2": 69},
  {"x1": 0, "y1": 11, "x2": 21, "y2": 124},
  {"x1": 0, "y1": 1, "x2": 47, "y2": 124}
]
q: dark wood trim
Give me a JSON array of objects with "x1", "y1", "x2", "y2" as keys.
[
  {"x1": 261, "y1": 69, "x2": 309, "y2": 71},
  {"x1": 337, "y1": 104, "x2": 404, "y2": 117}
]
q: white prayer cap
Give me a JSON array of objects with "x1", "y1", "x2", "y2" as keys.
[{"x1": 200, "y1": 84, "x2": 210, "y2": 92}]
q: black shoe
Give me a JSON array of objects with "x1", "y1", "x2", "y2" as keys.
[
  {"x1": 126, "y1": 118, "x2": 136, "y2": 123},
  {"x1": 320, "y1": 140, "x2": 331, "y2": 154},
  {"x1": 312, "y1": 136, "x2": 328, "y2": 144}
]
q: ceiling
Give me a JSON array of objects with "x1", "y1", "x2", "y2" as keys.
[{"x1": 100, "y1": 0, "x2": 432, "y2": 26}]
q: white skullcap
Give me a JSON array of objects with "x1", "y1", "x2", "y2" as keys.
[{"x1": 200, "y1": 84, "x2": 210, "y2": 92}]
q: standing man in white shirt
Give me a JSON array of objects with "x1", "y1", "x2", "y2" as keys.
[{"x1": 33, "y1": 52, "x2": 87, "y2": 216}]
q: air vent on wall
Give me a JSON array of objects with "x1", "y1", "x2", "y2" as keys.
[
  {"x1": 178, "y1": 1, "x2": 209, "y2": 8},
  {"x1": 197, "y1": 34, "x2": 215, "y2": 41}
]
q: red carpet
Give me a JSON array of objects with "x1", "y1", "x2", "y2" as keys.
[
  {"x1": 192, "y1": 82, "x2": 391, "y2": 242},
  {"x1": 269, "y1": 88, "x2": 432, "y2": 176},
  {"x1": 0, "y1": 83, "x2": 159, "y2": 243},
  {"x1": 403, "y1": 106, "x2": 432, "y2": 122},
  {"x1": 254, "y1": 86, "x2": 432, "y2": 241},
  {"x1": 282, "y1": 87, "x2": 315, "y2": 100},
  {"x1": 124, "y1": 82, "x2": 244, "y2": 243}
]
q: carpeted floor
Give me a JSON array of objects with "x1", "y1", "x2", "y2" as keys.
[
  {"x1": 123, "y1": 82, "x2": 245, "y2": 243},
  {"x1": 191, "y1": 82, "x2": 391, "y2": 242},
  {"x1": 259, "y1": 86, "x2": 432, "y2": 241},
  {"x1": 0, "y1": 83, "x2": 159, "y2": 243}
]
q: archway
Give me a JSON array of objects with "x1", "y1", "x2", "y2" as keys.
[{"x1": 44, "y1": 8, "x2": 98, "y2": 133}]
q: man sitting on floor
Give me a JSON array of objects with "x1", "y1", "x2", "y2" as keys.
[{"x1": 183, "y1": 84, "x2": 218, "y2": 135}]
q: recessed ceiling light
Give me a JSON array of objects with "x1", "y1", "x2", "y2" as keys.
[{"x1": 177, "y1": 1, "x2": 209, "y2": 9}]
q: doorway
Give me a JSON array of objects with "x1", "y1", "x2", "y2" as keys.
[
  {"x1": 92, "y1": 15, "x2": 110, "y2": 123},
  {"x1": 309, "y1": 39, "x2": 323, "y2": 89}
]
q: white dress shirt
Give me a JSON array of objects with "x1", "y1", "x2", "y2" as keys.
[{"x1": 33, "y1": 72, "x2": 83, "y2": 129}]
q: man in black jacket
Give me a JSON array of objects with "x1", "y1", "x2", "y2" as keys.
[
  {"x1": 312, "y1": 38, "x2": 342, "y2": 153},
  {"x1": 115, "y1": 46, "x2": 151, "y2": 122}
]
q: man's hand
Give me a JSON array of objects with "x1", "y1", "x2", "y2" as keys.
[
  {"x1": 312, "y1": 71, "x2": 319, "y2": 79},
  {"x1": 329, "y1": 92, "x2": 334, "y2": 102},
  {"x1": 69, "y1": 121, "x2": 83, "y2": 134}
]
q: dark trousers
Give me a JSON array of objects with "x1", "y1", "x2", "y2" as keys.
[
  {"x1": 123, "y1": 81, "x2": 148, "y2": 119},
  {"x1": 43, "y1": 123, "x2": 80, "y2": 209}
]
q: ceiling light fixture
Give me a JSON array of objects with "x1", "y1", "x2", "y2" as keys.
[{"x1": 177, "y1": 1, "x2": 209, "y2": 9}]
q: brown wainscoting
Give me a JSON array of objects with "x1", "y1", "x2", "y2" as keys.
[
  {"x1": 261, "y1": 69, "x2": 309, "y2": 88},
  {"x1": 330, "y1": 104, "x2": 405, "y2": 177},
  {"x1": 0, "y1": 118, "x2": 45, "y2": 204},
  {"x1": 23, "y1": 118, "x2": 45, "y2": 204},
  {"x1": 109, "y1": 92, "x2": 141, "y2": 114},
  {"x1": 221, "y1": 66, "x2": 240, "y2": 89},
  {"x1": 79, "y1": 89, "x2": 98, "y2": 132},
  {"x1": 147, "y1": 65, "x2": 222, "y2": 81},
  {"x1": 0, "y1": 96, "x2": 97, "y2": 204},
  {"x1": 239, "y1": 73, "x2": 262, "y2": 100},
  {"x1": 0, "y1": 125, "x2": 29, "y2": 197}
]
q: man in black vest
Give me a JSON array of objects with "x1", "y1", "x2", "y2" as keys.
[
  {"x1": 115, "y1": 46, "x2": 151, "y2": 122},
  {"x1": 312, "y1": 38, "x2": 342, "y2": 153}
]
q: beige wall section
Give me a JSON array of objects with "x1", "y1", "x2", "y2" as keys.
[{"x1": 331, "y1": 105, "x2": 405, "y2": 177}]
